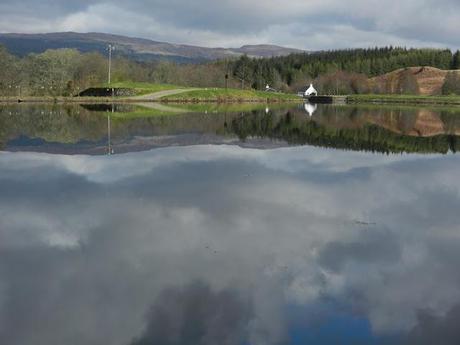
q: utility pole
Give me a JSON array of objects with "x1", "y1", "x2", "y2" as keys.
[
  {"x1": 108, "y1": 44, "x2": 114, "y2": 85},
  {"x1": 224, "y1": 59, "x2": 229, "y2": 90}
]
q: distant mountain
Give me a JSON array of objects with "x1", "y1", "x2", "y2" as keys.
[
  {"x1": 233, "y1": 44, "x2": 303, "y2": 58},
  {"x1": 0, "y1": 32, "x2": 304, "y2": 63}
]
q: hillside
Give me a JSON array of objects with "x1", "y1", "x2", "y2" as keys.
[
  {"x1": 0, "y1": 32, "x2": 304, "y2": 63},
  {"x1": 370, "y1": 67, "x2": 460, "y2": 95},
  {"x1": 226, "y1": 47, "x2": 459, "y2": 91}
]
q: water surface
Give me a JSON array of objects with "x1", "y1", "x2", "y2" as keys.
[
  {"x1": 2, "y1": 102, "x2": 460, "y2": 154},
  {"x1": 1, "y1": 103, "x2": 460, "y2": 345}
]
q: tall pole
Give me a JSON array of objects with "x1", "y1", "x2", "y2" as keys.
[
  {"x1": 225, "y1": 59, "x2": 229, "y2": 90},
  {"x1": 108, "y1": 44, "x2": 113, "y2": 85}
]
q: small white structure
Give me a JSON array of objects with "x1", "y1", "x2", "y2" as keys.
[
  {"x1": 305, "y1": 84, "x2": 318, "y2": 97},
  {"x1": 265, "y1": 84, "x2": 277, "y2": 92}
]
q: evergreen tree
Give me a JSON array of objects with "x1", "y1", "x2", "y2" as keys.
[
  {"x1": 233, "y1": 55, "x2": 252, "y2": 89},
  {"x1": 453, "y1": 51, "x2": 460, "y2": 69}
]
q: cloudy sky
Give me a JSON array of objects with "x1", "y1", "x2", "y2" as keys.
[{"x1": 0, "y1": 0, "x2": 459, "y2": 49}]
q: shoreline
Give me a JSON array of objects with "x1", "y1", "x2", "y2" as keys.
[
  {"x1": 1, "y1": 94, "x2": 460, "y2": 106},
  {"x1": 347, "y1": 95, "x2": 460, "y2": 106},
  {"x1": 0, "y1": 96, "x2": 303, "y2": 104}
]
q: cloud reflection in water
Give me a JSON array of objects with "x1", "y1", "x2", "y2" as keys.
[{"x1": 0, "y1": 146, "x2": 460, "y2": 345}]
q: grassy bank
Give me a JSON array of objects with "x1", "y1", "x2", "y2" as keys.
[
  {"x1": 160, "y1": 88, "x2": 302, "y2": 102},
  {"x1": 0, "y1": 96, "x2": 124, "y2": 103},
  {"x1": 348, "y1": 94, "x2": 460, "y2": 106},
  {"x1": 99, "y1": 82, "x2": 184, "y2": 95},
  {"x1": 1, "y1": 84, "x2": 301, "y2": 103},
  {"x1": 0, "y1": 96, "x2": 182, "y2": 104}
]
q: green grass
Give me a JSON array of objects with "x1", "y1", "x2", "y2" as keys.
[
  {"x1": 160, "y1": 87, "x2": 302, "y2": 102},
  {"x1": 348, "y1": 94, "x2": 460, "y2": 105},
  {"x1": 99, "y1": 82, "x2": 185, "y2": 95},
  {"x1": 2, "y1": 83, "x2": 301, "y2": 103},
  {"x1": 96, "y1": 102, "x2": 297, "y2": 119}
]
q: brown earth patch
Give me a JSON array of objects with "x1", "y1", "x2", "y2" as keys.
[{"x1": 370, "y1": 67, "x2": 460, "y2": 96}]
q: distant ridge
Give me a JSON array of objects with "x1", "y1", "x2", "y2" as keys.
[{"x1": 0, "y1": 32, "x2": 304, "y2": 63}]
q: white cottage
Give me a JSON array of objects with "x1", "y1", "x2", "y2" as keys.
[{"x1": 305, "y1": 84, "x2": 318, "y2": 97}]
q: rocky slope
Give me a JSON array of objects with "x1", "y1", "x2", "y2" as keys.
[{"x1": 370, "y1": 67, "x2": 460, "y2": 95}]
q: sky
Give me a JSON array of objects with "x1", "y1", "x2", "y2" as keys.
[
  {"x1": 0, "y1": 0, "x2": 459, "y2": 50},
  {"x1": 1, "y1": 146, "x2": 460, "y2": 344}
]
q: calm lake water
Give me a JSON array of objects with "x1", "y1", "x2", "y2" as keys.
[{"x1": 1, "y1": 103, "x2": 460, "y2": 345}]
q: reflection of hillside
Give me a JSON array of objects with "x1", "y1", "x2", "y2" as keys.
[
  {"x1": 358, "y1": 109, "x2": 450, "y2": 137},
  {"x1": 310, "y1": 106, "x2": 460, "y2": 137},
  {"x1": 0, "y1": 104, "x2": 241, "y2": 149},
  {"x1": 231, "y1": 106, "x2": 460, "y2": 154},
  {"x1": 0, "y1": 104, "x2": 107, "y2": 145},
  {"x1": 2, "y1": 104, "x2": 460, "y2": 154}
]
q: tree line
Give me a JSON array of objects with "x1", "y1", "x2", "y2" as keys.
[
  {"x1": 229, "y1": 47, "x2": 460, "y2": 94},
  {"x1": 0, "y1": 45, "x2": 459, "y2": 96},
  {"x1": 0, "y1": 46, "x2": 240, "y2": 97}
]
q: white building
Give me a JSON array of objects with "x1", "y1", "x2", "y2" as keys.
[{"x1": 305, "y1": 84, "x2": 318, "y2": 97}]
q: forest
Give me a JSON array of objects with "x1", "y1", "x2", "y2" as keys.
[
  {"x1": 0, "y1": 45, "x2": 459, "y2": 97},
  {"x1": 230, "y1": 47, "x2": 460, "y2": 94}
]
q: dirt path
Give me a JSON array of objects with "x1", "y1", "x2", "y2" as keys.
[{"x1": 130, "y1": 88, "x2": 200, "y2": 101}]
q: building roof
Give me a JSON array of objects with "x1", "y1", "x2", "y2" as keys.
[{"x1": 305, "y1": 84, "x2": 318, "y2": 95}]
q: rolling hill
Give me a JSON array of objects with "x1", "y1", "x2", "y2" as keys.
[
  {"x1": 0, "y1": 32, "x2": 304, "y2": 63},
  {"x1": 370, "y1": 66, "x2": 460, "y2": 95}
]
